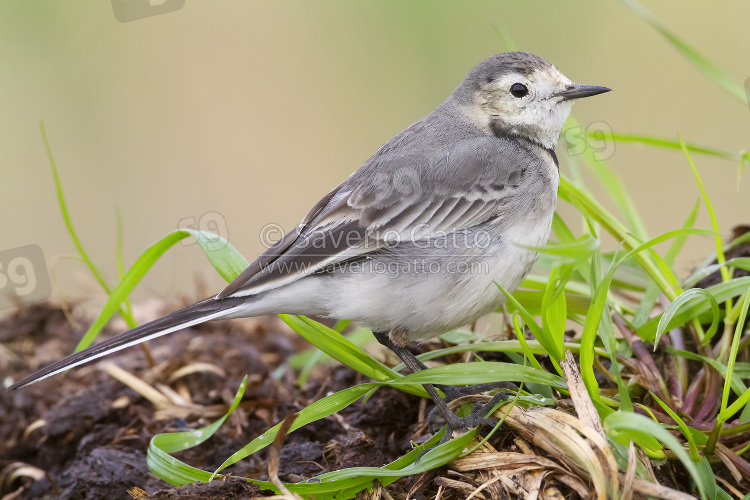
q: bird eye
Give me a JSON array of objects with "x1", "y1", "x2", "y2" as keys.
[{"x1": 510, "y1": 83, "x2": 528, "y2": 98}]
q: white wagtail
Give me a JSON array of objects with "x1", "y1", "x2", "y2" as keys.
[{"x1": 12, "y1": 52, "x2": 609, "y2": 434}]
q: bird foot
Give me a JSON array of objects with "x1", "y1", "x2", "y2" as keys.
[{"x1": 416, "y1": 391, "x2": 511, "y2": 461}]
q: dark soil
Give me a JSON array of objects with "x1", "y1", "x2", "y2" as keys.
[
  {"x1": 0, "y1": 301, "x2": 436, "y2": 499},
  {"x1": 0, "y1": 298, "x2": 708, "y2": 499}
]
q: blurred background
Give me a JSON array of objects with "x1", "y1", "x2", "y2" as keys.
[{"x1": 1, "y1": 1, "x2": 748, "y2": 315}]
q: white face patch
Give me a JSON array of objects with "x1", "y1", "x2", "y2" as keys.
[{"x1": 466, "y1": 66, "x2": 577, "y2": 149}]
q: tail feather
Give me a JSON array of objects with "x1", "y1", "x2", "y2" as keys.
[{"x1": 9, "y1": 296, "x2": 248, "y2": 389}]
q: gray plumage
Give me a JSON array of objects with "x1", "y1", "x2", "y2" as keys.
[{"x1": 11, "y1": 51, "x2": 609, "y2": 389}]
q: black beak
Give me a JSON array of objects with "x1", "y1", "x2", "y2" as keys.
[{"x1": 554, "y1": 83, "x2": 611, "y2": 101}]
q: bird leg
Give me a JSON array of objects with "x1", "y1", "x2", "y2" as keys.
[{"x1": 373, "y1": 330, "x2": 512, "y2": 446}]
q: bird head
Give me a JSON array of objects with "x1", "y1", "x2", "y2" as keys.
[{"x1": 453, "y1": 52, "x2": 610, "y2": 149}]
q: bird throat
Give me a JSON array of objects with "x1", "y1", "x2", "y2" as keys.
[
  {"x1": 488, "y1": 118, "x2": 559, "y2": 169},
  {"x1": 488, "y1": 117, "x2": 540, "y2": 146}
]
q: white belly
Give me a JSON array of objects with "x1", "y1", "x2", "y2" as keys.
[{"x1": 317, "y1": 208, "x2": 555, "y2": 340}]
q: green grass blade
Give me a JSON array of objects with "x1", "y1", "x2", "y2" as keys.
[
  {"x1": 213, "y1": 361, "x2": 565, "y2": 483},
  {"x1": 604, "y1": 411, "x2": 707, "y2": 499},
  {"x1": 564, "y1": 116, "x2": 649, "y2": 240},
  {"x1": 651, "y1": 393, "x2": 702, "y2": 462},
  {"x1": 277, "y1": 315, "x2": 421, "y2": 393},
  {"x1": 41, "y1": 121, "x2": 139, "y2": 330},
  {"x1": 279, "y1": 327, "x2": 371, "y2": 386},
  {"x1": 114, "y1": 207, "x2": 135, "y2": 323},
  {"x1": 216, "y1": 362, "x2": 558, "y2": 490},
  {"x1": 281, "y1": 431, "x2": 473, "y2": 498},
  {"x1": 580, "y1": 228, "x2": 715, "y2": 405},
  {"x1": 511, "y1": 315, "x2": 545, "y2": 371},
  {"x1": 74, "y1": 229, "x2": 249, "y2": 352},
  {"x1": 719, "y1": 385, "x2": 750, "y2": 431},
  {"x1": 150, "y1": 380, "x2": 471, "y2": 498},
  {"x1": 541, "y1": 265, "x2": 571, "y2": 359},
  {"x1": 620, "y1": 0, "x2": 746, "y2": 104},
  {"x1": 490, "y1": 22, "x2": 517, "y2": 52},
  {"x1": 683, "y1": 257, "x2": 750, "y2": 289},
  {"x1": 148, "y1": 360, "x2": 571, "y2": 494},
  {"x1": 695, "y1": 457, "x2": 719, "y2": 500},
  {"x1": 511, "y1": 289, "x2": 591, "y2": 317},
  {"x1": 386, "y1": 362, "x2": 566, "y2": 392},
  {"x1": 530, "y1": 234, "x2": 600, "y2": 262},
  {"x1": 216, "y1": 383, "x2": 376, "y2": 473},
  {"x1": 499, "y1": 283, "x2": 562, "y2": 364},
  {"x1": 41, "y1": 121, "x2": 112, "y2": 297},
  {"x1": 590, "y1": 132, "x2": 749, "y2": 166},
  {"x1": 680, "y1": 137, "x2": 730, "y2": 285},
  {"x1": 633, "y1": 199, "x2": 700, "y2": 327},
  {"x1": 561, "y1": 179, "x2": 716, "y2": 302},
  {"x1": 402, "y1": 340, "x2": 611, "y2": 366},
  {"x1": 147, "y1": 376, "x2": 248, "y2": 485},
  {"x1": 551, "y1": 212, "x2": 576, "y2": 243},
  {"x1": 656, "y1": 289, "x2": 720, "y2": 347},
  {"x1": 719, "y1": 284, "x2": 750, "y2": 417},
  {"x1": 639, "y1": 277, "x2": 750, "y2": 341},
  {"x1": 578, "y1": 253, "x2": 612, "y2": 403},
  {"x1": 560, "y1": 177, "x2": 675, "y2": 299}
]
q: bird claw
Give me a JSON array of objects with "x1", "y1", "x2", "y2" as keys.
[
  {"x1": 416, "y1": 390, "x2": 511, "y2": 462},
  {"x1": 437, "y1": 381, "x2": 518, "y2": 402}
]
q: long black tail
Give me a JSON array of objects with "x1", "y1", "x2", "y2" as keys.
[{"x1": 10, "y1": 296, "x2": 248, "y2": 389}]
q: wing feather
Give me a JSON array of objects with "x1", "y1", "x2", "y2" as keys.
[{"x1": 219, "y1": 136, "x2": 541, "y2": 298}]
